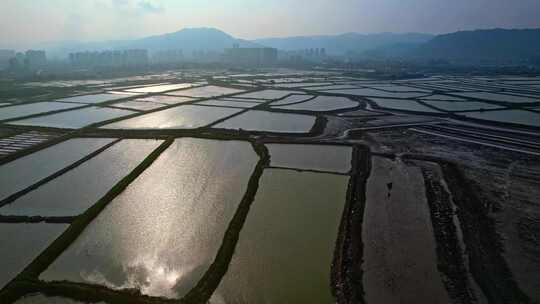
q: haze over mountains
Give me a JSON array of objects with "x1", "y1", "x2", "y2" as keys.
[{"x1": 40, "y1": 27, "x2": 540, "y2": 64}]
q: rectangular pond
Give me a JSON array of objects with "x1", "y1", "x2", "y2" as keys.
[
  {"x1": 0, "y1": 139, "x2": 162, "y2": 217},
  {"x1": 214, "y1": 110, "x2": 316, "y2": 133},
  {"x1": 274, "y1": 96, "x2": 359, "y2": 112},
  {"x1": 166, "y1": 85, "x2": 244, "y2": 98},
  {"x1": 323, "y1": 88, "x2": 430, "y2": 99},
  {"x1": 461, "y1": 109, "x2": 540, "y2": 127},
  {"x1": 422, "y1": 100, "x2": 502, "y2": 112},
  {"x1": 195, "y1": 99, "x2": 259, "y2": 108},
  {"x1": 125, "y1": 83, "x2": 194, "y2": 93},
  {"x1": 0, "y1": 102, "x2": 82, "y2": 121},
  {"x1": 369, "y1": 98, "x2": 442, "y2": 113},
  {"x1": 109, "y1": 100, "x2": 168, "y2": 111},
  {"x1": 213, "y1": 169, "x2": 348, "y2": 303},
  {"x1": 0, "y1": 138, "x2": 115, "y2": 202},
  {"x1": 0, "y1": 223, "x2": 67, "y2": 289},
  {"x1": 8, "y1": 107, "x2": 135, "y2": 129},
  {"x1": 267, "y1": 144, "x2": 352, "y2": 173},
  {"x1": 453, "y1": 92, "x2": 540, "y2": 104},
  {"x1": 136, "y1": 95, "x2": 195, "y2": 105},
  {"x1": 231, "y1": 90, "x2": 298, "y2": 100},
  {"x1": 102, "y1": 105, "x2": 242, "y2": 130},
  {"x1": 56, "y1": 93, "x2": 124, "y2": 104},
  {"x1": 40, "y1": 138, "x2": 259, "y2": 299}
]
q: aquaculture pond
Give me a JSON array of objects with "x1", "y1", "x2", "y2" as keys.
[
  {"x1": 270, "y1": 94, "x2": 314, "y2": 106},
  {"x1": 267, "y1": 143, "x2": 352, "y2": 173},
  {"x1": 9, "y1": 107, "x2": 135, "y2": 129},
  {"x1": 0, "y1": 139, "x2": 162, "y2": 217},
  {"x1": 14, "y1": 294, "x2": 105, "y2": 304},
  {"x1": 195, "y1": 99, "x2": 259, "y2": 108},
  {"x1": 102, "y1": 105, "x2": 242, "y2": 129},
  {"x1": 109, "y1": 100, "x2": 168, "y2": 111},
  {"x1": 369, "y1": 98, "x2": 442, "y2": 113},
  {"x1": 56, "y1": 93, "x2": 124, "y2": 104},
  {"x1": 214, "y1": 110, "x2": 316, "y2": 133},
  {"x1": 232, "y1": 90, "x2": 298, "y2": 100},
  {"x1": 453, "y1": 92, "x2": 540, "y2": 104},
  {"x1": 0, "y1": 138, "x2": 115, "y2": 202},
  {"x1": 322, "y1": 88, "x2": 429, "y2": 99},
  {"x1": 212, "y1": 169, "x2": 348, "y2": 304},
  {"x1": 125, "y1": 83, "x2": 194, "y2": 93},
  {"x1": 0, "y1": 102, "x2": 81, "y2": 121},
  {"x1": 135, "y1": 95, "x2": 195, "y2": 105},
  {"x1": 460, "y1": 109, "x2": 540, "y2": 127},
  {"x1": 274, "y1": 96, "x2": 358, "y2": 112},
  {"x1": 0, "y1": 223, "x2": 67, "y2": 289},
  {"x1": 421, "y1": 100, "x2": 502, "y2": 112},
  {"x1": 166, "y1": 85, "x2": 244, "y2": 98},
  {"x1": 40, "y1": 138, "x2": 259, "y2": 299}
]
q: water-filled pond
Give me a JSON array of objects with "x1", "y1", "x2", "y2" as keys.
[
  {"x1": 267, "y1": 143, "x2": 352, "y2": 173},
  {"x1": 421, "y1": 100, "x2": 502, "y2": 112},
  {"x1": 212, "y1": 169, "x2": 348, "y2": 304},
  {"x1": 195, "y1": 99, "x2": 259, "y2": 108},
  {"x1": 461, "y1": 109, "x2": 540, "y2": 127},
  {"x1": 125, "y1": 83, "x2": 194, "y2": 93},
  {"x1": 102, "y1": 105, "x2": 242, "y2": 129},
  {"x1": 56, "y1": 93, "x2": 124, "y2": 104},
  {"x1": 0, "y1": 223, "x2": 67, "y2": 289},
  {"x1": 232, "y1": 90, "x2": 298, "y2": 100},
  {"x1": 8, "y1": 107, "x2": 135, "y2": 129},
  {"x1": 323, "y1": 88, "x2": 430, "y2": 99},
  {"x1": 214, "y1": 110, "x2": 316, "y2": 133},
  {"x1": 0, "y1": 102, "x2": 81, "y2": 121},
  {"x1": 369, "y1": 98, "x2": 442, "y2": 113},
  {"x1": 166, "y1": 85, "x2": 244, "y2": 98},
  {"x1": 453, "y1": 92, "x2": 540, "y2": 104},
  {"x1": 274, "y1": 96, "x2": 358, "y2": 111},
  {"x1": 0, "y1": 138, "x2": 115, "y2": 202},
  {"x1": 109, "y1": 100, "x2": 168, "y2": 111},
  {"x1": 40, "y1": 138, "x2": 259, "y2": 299},
  {"x1": 0, "y1": 139, "x2": 162, "y2": 217}
]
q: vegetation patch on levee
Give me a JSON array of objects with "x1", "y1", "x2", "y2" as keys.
[
  {"x1": 181, "y1": 141, "x2": 270, "y2": 303},
  {"x1": 440, "y1": 162, "x2": 532, "y2": 304},
  {"x1": 0, "y1": 138, "x2": 173, "y2": 303},
  {"x1": 331, "y1": 145, "x2": 370, "y2": 304},
  {"x1": 421, "y1": 164, "x2": 479, "y2": 304}
]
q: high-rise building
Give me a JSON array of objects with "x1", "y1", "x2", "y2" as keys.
[
  {"x1": 0, "y1": 49, "x2": 15, "y2": 69},
  {"x1": 69, "y1": 50, "x2": 148, "y2": 68},
  {"x1": 24, "y1": 50, "x2": 47, "y2": 68}
]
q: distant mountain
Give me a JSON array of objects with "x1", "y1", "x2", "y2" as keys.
[
  {"x1": 409, "y1": 28, "x2": 540, "y2": 63},
  {"x1": 254, "y1": 32, "x2": 434, "y2": 55},
  {"x1": 42, "y1": 28, "x2": 260, "y2": 58},
  {"x1": 123, "y1": 27, "x2": 259, "y2": 52}
]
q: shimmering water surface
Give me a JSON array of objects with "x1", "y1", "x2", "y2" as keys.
[
  {"x1": 102, "y1": 105, "x2": 241, "y2": 129},
  {"x1": 166, "y1": 85, "x2": 244, "y2": 98},
  {"x1": 214, "y1": 110, "x2": 316, "y2": 133},
  {"x1": 9, "y1": 107, "x2": 135, "y2": 129},
  {"x1": 40, "y1": 138, "x2": 259, "y2": 299},
  {"x1": 0, "y1": 139, "x2": 162, "y2": 217},
  {"x1": 0, "y1": 102, "x2": 81, "y2": 121},
  {"x1": 0, "y1": 138, "x2": 115, "y2": 201},
  {"x1": 126, "y1": 83, "x2": 194, "y2": 93},
  {"x1": 212, "y1": 169, "x2": 348, "y2": 304}
]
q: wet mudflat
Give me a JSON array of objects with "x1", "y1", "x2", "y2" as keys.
[
  {"x1": 0, "y1": 223, "x2": 67, "y2": 289},
  {"x1": 362, "y1": 157, "x2": 450, "y2": 304},
  {"x1": 212, "y1": 169, "x2": 348, "y2": 304},
  {"x1": 102, "y1": 105, "x2": 242, "y2": 129},
  {"x1": 0, "y1": 139, "x2": 162, "y2": 217},
  {"x1": 0, "y1": 138, "x2": 115, "y2": 202},
  {"x1": 40, "y1": 138, "x2": 259, "y2": 299}
]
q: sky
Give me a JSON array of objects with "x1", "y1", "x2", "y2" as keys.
[{"x1": 2, "y1": 0, "x2": 540, "y2": 48}]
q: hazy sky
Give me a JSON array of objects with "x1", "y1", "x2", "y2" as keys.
[{"x1": 2, "y1": 0, "x2": 540, "y2": 48}]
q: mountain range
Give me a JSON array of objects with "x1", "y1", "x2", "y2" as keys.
[{"x1": 41, "y1": 27, "x2": 540, "y2": 64}]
